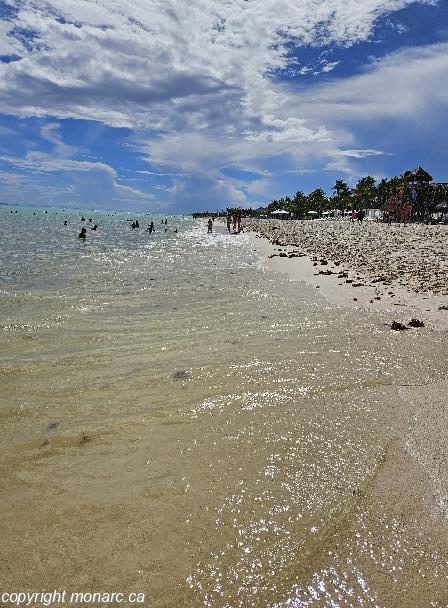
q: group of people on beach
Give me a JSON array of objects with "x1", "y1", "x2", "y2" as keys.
[
  {"x1": 226, "y1": 213, "x2": 242, "y2": 233},
  {"x1": 350, "y1": 209, "x2": 366, "y2": 224},
  {"x1": 206, "y1": 213, "x2": 243, "y2": 234}
]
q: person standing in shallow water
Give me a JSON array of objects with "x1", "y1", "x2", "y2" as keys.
[
  {"x1": 78, "y1": 227, "x2": 87, "y2": 240},
  {"x1": 207, "y1": 218, "x2": 213, "y2": 233},
  {"x1": 356, "y1": 209, "x2": 366, "y2": 224}
]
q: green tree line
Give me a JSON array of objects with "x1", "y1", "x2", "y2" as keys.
[
  {"x1": 231, "y1": 173, "x2": 448, "y2": 221},
  {"x1": 264, "y1": 175, "x2": 408, "y2": 218}
]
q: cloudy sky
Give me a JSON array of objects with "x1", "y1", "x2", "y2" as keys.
[{"x1": 0, "y1": 0, "x2": 447, "y2": 212}]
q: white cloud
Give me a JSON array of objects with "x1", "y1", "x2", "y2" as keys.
[
  {"x1": 216, "y1": 179, "x2": 247, "y2": 205},
  {"x1": 0, "y1": 152, "x2": 117, "y2": 175},
  {"x1": 0, "y1": 121, "x2": 155, "y2": 207},
  {"x1": 0, "y1": 0, "x2": 445, "y2": 207},
  {"x1": 39, "y1": 121, "x2": 79, "y2": 157},
  {"x1": 0, "y1": 18, "x2": 25, "y2": 56},
  {"x1": 334, "y1": 149, "x2": 386, "y2": 158},
  {"x1": 319, "y1": 61, "x2": 340, "y2": 74},
  {"x1": 288, "y1": 42, "x2": 448, "y2": 130},
  {"x1": 0, "y1": 169, "x2": 26, "y2": 184},
  {"x1": 0, "y1": 0, "x2": 437, "y2": 132}
]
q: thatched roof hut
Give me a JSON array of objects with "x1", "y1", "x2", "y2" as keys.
[{"x1": 404, "y1": 166, "x2": 433, "y2": 183}]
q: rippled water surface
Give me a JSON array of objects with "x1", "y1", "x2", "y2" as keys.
[{"x1": 1, "y1": 206, "x2": 447, "y2": 607}]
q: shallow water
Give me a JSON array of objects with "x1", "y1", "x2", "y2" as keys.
[{"x1": 1, "y1": 206, "x2": 447, "y2": 607}]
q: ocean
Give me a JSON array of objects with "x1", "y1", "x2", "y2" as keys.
[{"x1": 1, "y1": 205, "x2": 447, "y2": 607}]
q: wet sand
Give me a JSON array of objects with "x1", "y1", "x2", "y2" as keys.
[
  {"x1": 1, "y1": 212, "x2": 448, "y2": 607},
  {"x1": 244, "y1": 218, "x2": 448, "y2": 562}
]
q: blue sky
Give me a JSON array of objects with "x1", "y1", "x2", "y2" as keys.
[{"x1": 0, "y1": 0, "x2": 447, "y2": 212}]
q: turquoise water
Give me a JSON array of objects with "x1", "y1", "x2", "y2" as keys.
[{"x1": 0, "y1": 205, "x2": 447, "y2": 607}]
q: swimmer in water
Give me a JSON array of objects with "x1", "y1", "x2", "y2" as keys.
[
  {"x1": 79, "y1": 228, "x2": 87, "y2": 239},
  {"x1": 91, "y1": 224, "x2": 98, "y2": 231},
  {"x1": 64, "y1": 220, "x2": 68, "y2": 226}
]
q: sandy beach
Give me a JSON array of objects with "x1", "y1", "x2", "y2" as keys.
[
  {"x1": 244, "y1": 219, "x2": 448, "y2": 329},
  {"x1": 244, "y1": 217, "x2": 448, "y2": 532},
  {"x1": 1, "y1": 210, "x2": 448, "y2": 607}
]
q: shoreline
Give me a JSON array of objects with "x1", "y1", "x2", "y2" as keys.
[
  {"x1": 1, "y1": 214, "x2": 447, "y2": 604},
  {"x1": 243, "y1": 219, "x2": 448, "y2": 331},
  {"x1": 243, "y1": 219, "x2": 448, "y2": 528}
]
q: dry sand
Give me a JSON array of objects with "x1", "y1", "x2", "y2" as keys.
[{"x1": 244, "y1": 219, "x2": 448, "y2": 329}]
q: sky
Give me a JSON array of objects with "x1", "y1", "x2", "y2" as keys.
[{"x1": 0, "y1": 0, "x2": 447, "y2": 213}]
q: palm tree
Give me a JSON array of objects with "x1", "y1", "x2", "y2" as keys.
[
  {"x1": 352, "y1": 176, "x2": 378, "y2": 209},
  {"x1": 292, "y1": 190, "x2": 307, "y2": 218},
  {"x1": 331, "y1": 180, "x2": 351, "y2": 211},
  {"x1": 306, "y1": 188, "x2": 329, "y2": 216}
]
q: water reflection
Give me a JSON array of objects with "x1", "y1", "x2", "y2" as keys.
[{"x1": 0, "y1": 207, "x2": 447, "y2": 607}]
